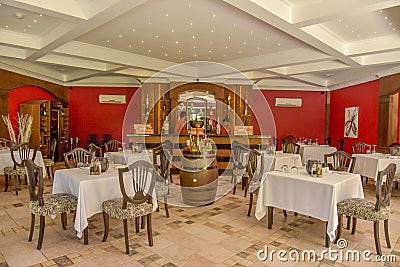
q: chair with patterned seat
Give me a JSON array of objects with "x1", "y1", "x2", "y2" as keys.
[
  {"x1": 4, "y1": 142, "x2": 37, "y2": 195},
  {"x1": 282, "y1": 141, "x2": 300, "y2": 154},
  {"x1": 43, "y1": 138, "x2": 56, "y2": 180},
  {"x1": 335, "y1": 163, "x2": 396, "y2": 255},
  {"x1": 101, "y1": 160, "x2": 156, "y2": 254},
  {"x1": 246, "y1": 149, "x2": 263, "y2": 216},
  {"x1": 25, "y1": 159, "x2": 77, "y2": 250},
  {"x1": 64, "y1": 147, "x2": 93, "y2": 168},
  {"x1": 104, "y1": 139, "x2": 122, "y2": 152},
  {"x1": 351, "y1": 141, "x2": 371, "y2": 154},
  {"x1": 231, "y1": 141, "x2": 251, "y2": 196},
  {"x1": 152, "y1": 141, "x2": 173, "y2": 217}
]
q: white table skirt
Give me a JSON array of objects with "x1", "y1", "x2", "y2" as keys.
[
  {"x1": 353, "y1": 153, "x2": 400, "y2": 180},
  {"x1": 0, "y1": 149, "x2": 46, "y2": 177},
  {"x1": 255, "y1": 169, "x2": 364, "y2": 241},
  {"x1": 299, "y1": 145, "x2": 337, "y2": 165},
  {"x1": 104, "y1": 150, "x2": 153, "y2": 165},
  {"x1": 53, "y1": 166, "x2": 158, "y2": 238}
]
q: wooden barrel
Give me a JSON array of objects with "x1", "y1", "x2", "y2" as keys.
[{"x1": 180, "y1": 151, "x2": 218, "y2": 206}]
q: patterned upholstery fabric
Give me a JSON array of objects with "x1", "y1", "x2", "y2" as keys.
[
  {"x1": 43, "y1": 159, "x2": 55, "y2": 167},
  {"x1": 233, "y1": 168, "x2": 246, "y2": 177},
  {"x1": 155, "y1": 181, "x2": 168, "y2": 197},
  {"x1": 248, "y1": 175, "x2": 262, "y2": 193},
  {"x1": 102, "y1": 198, "x2": 153, "y2": 220},
  {"x1": 29, "y1": 193, "x2": 77, "y2": 216},
  {"x1": 4, "y1": 166, "x2": 25, "y2": 175},
  {"x1": 337, "y1": 198, "x2": 390, "y2": 222}
]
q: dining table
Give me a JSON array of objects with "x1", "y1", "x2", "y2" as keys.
[
  {"x1": 262, "y1": 152, "x2": 303, "y2": 172},
  {"x1": 298, "y1": 144, "x2": 337, "y2": 165},
  {"x1": 352, "y1": 153, "x2": 400, "y2": 180},
  {"x1": 104, "y1": 150, "x2": 153, "y2": 165},
  {"x1": 255, "y1": 168, "x2": 364, "y2": 246},
  {"x1": 52, "y1": 165, "x2": 158, "y2": 244},
  {"x1": 0, "y1": 147, "x2": 46, "y2": 177}
]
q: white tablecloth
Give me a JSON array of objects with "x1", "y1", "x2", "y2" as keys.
[
  {"x1": 0, "y1": 149, "x2": 46, "y2": 177},
  {"x1": 104, "y1": 150, "x2": 153, "y2": 165},
  {"x1": 52, "y1": 166, "x2": 158, "y2": 238},
  {"x1": 353, "y1": 153, "x2": 400, "y2": 180},
  {"x1": 263, "y1": 153, "x2": 303, "y2": 172},
  {"x1": 255, "y1": 169, "x2": 364, "y2": 241},
  {"x1": 299, "y1": 145, "x2": 337, "y2": 165}
]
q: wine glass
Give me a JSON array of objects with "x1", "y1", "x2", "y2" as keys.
[{"x1": 372, "y1": 145, "x2": 376, "y2": 153}]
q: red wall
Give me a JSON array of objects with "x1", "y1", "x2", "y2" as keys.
[
  {"x1": 9, "y1": 85, "x2": 55, "y2": 119},
  {"x1": 68, "y1": 87, "x2": 138, "y2": 147},
  {"x1": 329, "y1": 80, "x2": 379, "y2": 154},
  {"x1": 259, "y1": 90, "x2": 326, "y2": 148}
]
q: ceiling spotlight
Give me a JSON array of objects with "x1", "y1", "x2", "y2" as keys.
[
  {"x1": 15, "y1": 12, "x2": 24, "y2": 19},
  {"x1": 326, "y1": 73, "x2": 333, "y2": 77},
  {"x1": 39, "y1": 14, "x2": 43, "y2": 17}
]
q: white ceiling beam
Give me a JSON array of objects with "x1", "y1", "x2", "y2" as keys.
[
  {"x1": 0, "y1": 30, "x2": 40, "y2": 50},
  {"x1": 37, "y1": 54, "x2": 111, "y2": 71},
  {"x1": 345, "y1": 35, "x2": 400, "y2": 56},
  {"x1": 0, "y1": 45, "x2": 29, "y2": 59},
  {"x1": 352, "y1": 50, "x2": 400, "y2": 65},
  {"x1": 270, "y1": 60, "x2": 351, "y2": 76}
]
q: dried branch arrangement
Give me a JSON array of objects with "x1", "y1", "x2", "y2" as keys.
[{"x1": 2, "y1": 113, "x2": 33, "y2": 143}]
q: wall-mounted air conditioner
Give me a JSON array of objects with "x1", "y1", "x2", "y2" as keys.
[
  {"x1": 275, "y1": 98, "x2": 302, "y2": 107},
  {"x1": 98, "y1": 94, "x2": 126, "y2": 104}
]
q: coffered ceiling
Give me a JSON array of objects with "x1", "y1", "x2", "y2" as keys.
[{"x1": 0, "y1": 0, "x2": 398, "y2": 90}]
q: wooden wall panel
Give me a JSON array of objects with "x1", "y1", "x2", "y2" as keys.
[{"x1": 0, "y1": 89, "x2": 9, "y2": 138}]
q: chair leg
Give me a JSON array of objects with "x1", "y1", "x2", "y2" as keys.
[
  {"x1": 135, "y1": 217, "x2": 139, "y2": 233},
  {"x1": 232, "y1": 174, "x2": 236, "y2": 195},
  {"x1": 13, "y1": 175, "x2": 19, "y2": 195},
  {"x1": 28, "y1": 213, "x2": 35, "y2": 242},
  {"x1": 37, "y1": 216, "x2": 45, "y2": 250},
  {"x1": 374, "y1": 221, "x2": 382, "y2": 256},
  {"x1": 102, "y1": 212, "x2": 109, "y2": 242},
  {"x1": 346, "y1": 216, "x2": 351, "y2": 230},
  {"x1": 365, "y1": 177, "x2": 368, "y2": 184},
  {"x1": 325, "y1": 222, "x2": 330, "y2": 248},
  {"x1": 243, "y1": 178, "x2": 248, "y2": 197},
  {"x1": 4, "y1": 174, "x2": 8, "y2": 192},
  {"x1": 396, "y1": 182, "x2": 398, "y2": 189},
  {"x1": 84, "y1": 228, "x2": 88, "y2": 245},
  {"x1": 141, "y1": 216, "x2": 146, "y2": 229},
  {"x1": 61, "y1": 213, "x2": 66, "y2": 230},
  {"x1": 334, "y1": 213, "x2": 343, "y2": 244},
  {"x1": 164, "y1": 195, "x2": 169, "y2": 218},
  {"x1": 351, "y1": 218, "x2": 357, "y2": 235},
  {"x1": 384, "y1": 219, "x2": 391, "y2": 248},
  {"x1": 247, "y1": 192, "x2": 253, "y2": 217},
  {"x1": 283, "y1": 210, "x2": 288, "y2": 217},
  {"x1": 123, "y1": 219, "x2": 129, "y2": 254},
  {"x1": 146, "y1": 214, "x2": 153, "y2": 246}
]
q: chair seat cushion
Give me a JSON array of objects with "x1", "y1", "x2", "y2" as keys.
[
  {"x1": 4, "y1": 166, "x2": 25, "y2": 175},
  {"x1": 43, "y1": 159, "x2": 54, "y2": 166},
  {"x1": 102, "y1": 198, "x2": 153, "y2": 220},
  {"x1": 29, "y1": 193, "x2": 77, "y2": 216},
  {"x1": 337, "y1": 198, "x2": 390, "y2": 222},
  {"x1": 233, "y1": 168, "x2": 246, "y2": 177},
  {"x1": 155, "y1": 181, "x2": 168, "y2": 197}
]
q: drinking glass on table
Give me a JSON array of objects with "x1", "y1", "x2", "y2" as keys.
[{"x1": 372, "y1": 145, "x2": 377, "y2": 153}]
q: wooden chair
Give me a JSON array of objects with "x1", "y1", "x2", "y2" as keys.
[
  {"x1": 335, "y1": 163, "x2": 396, "y2": 255},
  {"x1": 64, "y1": 147, "x2": 93, "y2": 168},
  {"x1": 25, "y1": 159, "x2": 77, "y2": 250},
  {"x1": 389, "y1": 142, "x2": 400, "y2": 147},
  {"x1": 0, "y1": 138, "x2": 13, "y2": 148},
  {"x1": 324, "y1": 151, "x2": 356, "y2": 172},
  {"x1": 389, "y1": 144, "x2": 400, "y2": 189},
  {"x1": 282, "y1": 141, "x2": 300, "y2": 154},
  {"x1": 246, "y1": 149, "x2": 263, "y2": 216},
  {"x1": 85, "y1": 133, "x2": 99, "y2": 147},
  {"x1": 101, "y1": 160, "x2": 156, "y2": 254},
  {"x1": 351, "y1": 141, "x2": 371, "y2": 154},
  {"x1": 88, "y1": 143, "x2": 102, "y2": 157},
  {"x1": 336, "y1": 139, "x2": 345, "y2": 151},
  {"x1": 104, "y1": 139, "x2": 122, "y2": 152},
  {"x1": 4, "y1": 142, "x2": 37, "y2": 195},
  {"x1": 152, "y1": 141, "x2": 173, "y2": 217},
  {"x1": 324, "y1": 137, "x2": 332, "y2": 146},
  {"x1": 281, "y1": 135, "x2": 294, "y2": 146},
  {"x1": 231, "y1": 141, "x2": 251, "y2": 196},
  {"x1": 43, "y1": 138, "x2": 57, "y2": 180}
]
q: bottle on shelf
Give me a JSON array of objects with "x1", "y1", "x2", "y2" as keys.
[{"x1": 216, "y1": 117, "x2": 221, "y2": 135}]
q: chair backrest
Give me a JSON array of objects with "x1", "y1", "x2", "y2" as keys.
[
  {"x1": 282, "y1": 141, "x2": 300, "y2": 154},
  {"x1": 101, "y1": 134, "x2": 112, "y2": 144},
  {"x1": 88, "y1": 143, "x2": 103, "y2": 157},
  {"x1": 389, "y1": 142, "x2": 400, "y2": 147},
  {"x1": 25, "y1": 158, "x2": 44, "y2": 205},
  {"x1": 281, "y1": 135, "x2": 294, "y2": 145},
  {"x1": 104, "y1": 139, "x2": 122, "y2": 152},
  {"x1": 153, "y1": 141, "x2": 173, "y2": 179},
  {"x1": 271, "y1": 136, "x2": 278, "y2": 149},
  {"x1": 0, "y1": 138, "x2": 13, "y2": 148},
  {"x1": 10, "y1": 142, "x2": 37, "y2": 168},
  {"x1": 119, "y1": 160, "x2": 157, "y2": 208},
  {"x1": 324, "y1": 151, "x2": 356, "y2": 172},
  {"x1": 375, "y1": 163, "x2": 396, "y2": 211},
  {"x1": 336, "y1": 139, "x2": 345, "y2": 151},
  {"x1": 324, "y1": 137, "x2": 332, "y2": 146},
  {"x1": 64, "y1": 147, "x2": 93, "y2": 168},
  {"x1": 246, "y1": 149, "x2": 263, "y2": 192},
  {"x1": 231, "y1": 141, "x2": 251, "y2": 170},
  {"x1": 351, "y1": 142, "x2": 371, "y2": 154},
  {"x1": 48, "y1": 138, "x2": 57, "y2": 160}
]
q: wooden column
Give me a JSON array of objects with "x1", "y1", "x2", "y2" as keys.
[
  {"x1": 325, "y1": 91, "x2": 330, "y2": 139},
  {"x1": 0, "y1": 89, "x2": 9, "y2": 138}
]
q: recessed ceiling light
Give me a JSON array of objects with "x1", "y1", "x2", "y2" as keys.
[
  {"x1": 171, "y1": 29, "x2": 175, "y2": 32},
  {"x1": 250, "y1": 31, "x2": 253, "y2": 34},
  {"x1": 141, "y1": 40, "x2": 144, "y2": 43},
  {"x1": 394, "y1": 28, "x2": 396, "y2": 31},
  {"x1": 132, "y1": 28, "x2": 136, "y2": 32},
  {"x1": 351, "y1": 30, "x2": 354, "y2": 33},
  {"x1": 161, "y1": 45, "x2": 164, "y2": 48},
  {"x1": 155, "y1": 35, "x2": 159, "y2": 38},
  {"x1": 233, "y1": 23, "x2": 236, "y2": 27},
  {"x1": 148, "y1": 49, "x2": 151, "y2": 53},
  {"x1": 257, "y1": 46, "x2": 260, "y2": 50},
  {"x1": 180, "y1": 57, "x2": 183, "y2": 60},
  {"x1": 345, "y1": 25, "x2": 348, "y2": 28},
  {"x1": 357, "y1": 34, "x2": 360, "y2": 38},
  {"x1": 165, "y1": 53, "x2": 168, "y2": 57},
  {"x1": 193, "y1": 45, "x2": 196, "y2": 49},
  {"x1": 374, "y1": 31, "x2": 377, "y2": 34},
  {"x1": 176, "y1": 41, "x2": 179, "y2": 44},
  {"x1": 212, "y1": 14, "x2": 216, "y2": 18},
  {"x1": 23, "y1": 29, "x2": 26, "y2": 32},
  {"x1": 178, "y1": 50, "x2": 181, "y2": 53},
  {"x1": 338, "y1": 19, "x2": 342, "y2": 23},
  {"x1": 223, "y1": 54, "x2": 226, "y2": 57},
  {"x1": 389, "y1": 22, "x2": 392, "y2": 25},
  {"x1": 118, "y1": 34, "x2": 122, "y2": 38},
  {"x1": 225, "y1": 46, "x2": 228, "y2": 49},
  {"x1": 192, "y1": 35, "x2": 195, "y2": 39},
  {"x1": 277, "y1": 43, "x2": 281, "y2": 46},
  {"x1": 28, "y1": 24, "x2": 31, "y2": 27},
  {"x1": 33, "y1": 19, "x2": 37, "y2": 23},
  {"x1": 106, "y1": 40, "x2": 110, "y2": 43},
  {"x1": 189, "y1": 22, "x2": 193, "y2": 26},
  {"x1": 265, "y1": 37, "x2": 268, "y2": 40},
  {"x1": 379, "y1": 10, "x2": 382, "y2": 13},
  {"x1": 208, "y1": 50, "x2": 212, "y2": 53},
  {"x1": 208, "y1": 57, "x2": 211, "y2": 60},
  {"x1": 243, "y1": 41, "x2": 246, "y2": 45},
  {"x1": 39, "y1": 14, "x2": 43, "y2": 17},
  {"x1": 5, "y1": 25, "x2": 8, "y2": 28},
  {"x1": 211, "y1": 29, "x2": 214, "y2": 33},
  {"x1": 129, "y1": 45, "x2": 132, "y2": 48},
  {"x1": 188, "y1": 3, "x2": 191, "y2": 7},
  {"x1": 385, "y1": 17, "x2": 387, "y2": 20},
  {"x1": 326, "y1": 73, "x2": 333, "y2": 77},
  {"x1": 166, "y1": 14, "x2": 169, "y2": 17},
  {"x1": 194, "y1": 54, "x2": 197, "y2": 57},
  {"x1": 228, "y1": 36, "x2": 231, "y2": 40}
]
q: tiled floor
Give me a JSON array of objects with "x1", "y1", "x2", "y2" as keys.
[{"x1": 0, "y1": 165, "x2": 400, "y2": 267}]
